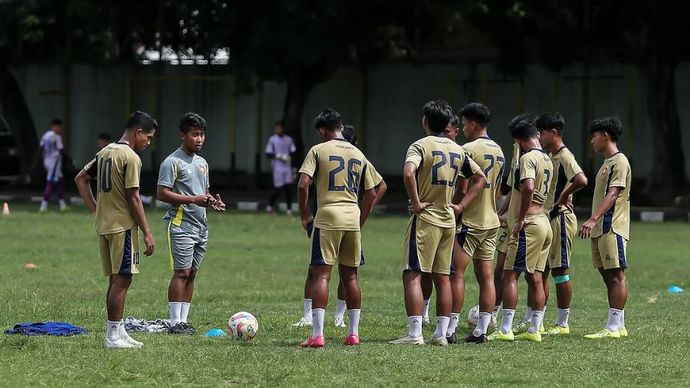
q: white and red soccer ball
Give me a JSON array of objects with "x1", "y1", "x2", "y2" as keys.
[{"x1": 227, "y1": 312, "x2": 259, "y2": 341}]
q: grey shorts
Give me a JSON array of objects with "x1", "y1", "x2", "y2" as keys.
[{"x1": 165, "y1": 219, "x2": 208, "y2": 270}]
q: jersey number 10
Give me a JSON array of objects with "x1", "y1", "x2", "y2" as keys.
[{"x1": 99, "y1": 158, "x2": 113, "y2": 193}]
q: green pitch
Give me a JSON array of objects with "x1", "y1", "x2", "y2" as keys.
[{"x1": 1, "y1": 206, "x2": 689, "y2": 386}]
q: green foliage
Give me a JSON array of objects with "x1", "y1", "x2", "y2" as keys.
[{"x1": 1, "y1": 207, "x2": 689, "y2": 385}]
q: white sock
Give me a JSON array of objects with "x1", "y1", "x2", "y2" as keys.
[
  {"x1": 446, "y1": 313, "x2": 460, "y2": 337},
  {"x1": 500, "y1": 309, "x2": 515, "y2": 334},
  {"x1": 106, "y1": 320, "x2": 121, "y2": 342},
  {"x1": 619, "y1": 309, "x2": 625, "y2": 329},
  {"x1": 433, "y1": 316, "x2": 450, "y2": 339},
  {"x1": 521, "y1": 307, "x2": 533, "y2": 324},
  {"x1": 312, "y1": 308, "x2": 325, "y2": 337},
  {"x1": 39, "y1": 200, "x2": 48, "y2": 211},
  {"x1": 407, "y1": 316, "x2": 422, "y2": 338},
  {"x1": 606, "y1": 308, "x2": 623, "y2": 332},
  {"x1": 59, "y1": 199, "x2": 67, "y2": 209},
  {"x1": 118, "y1": 322, "x2": 130, "y2": 340},
  {"x1": 474, "y1": 312, "x2": 492, "y2": 336},
  {"x1": 180, "y1": 302, "x2": 191, "y2": 323},
  {"x1": 169, "y1": 302, "x2": 182, "y2": 326},
  {"x1": 335, "y1": 299, "x2": 347, "y2": 319},
  {"x1": 303, "y1": 298, "x2": 312, "y2": 320},
  {"x1": 347, "y1": 309, "x2": 360, "y2": 336},
  {"x1": 528, "y1": 310, "x2": 544, "y2": 334},
  {"x1": 492, "y1": 305, "x2": 501, "y2": 320},
  {"x1": 542, "y1": 306, "x2": 547, "y2": 321},
  {"x1": 556, "y1": 308, "x2": 570, "y2": 327},
  {"x1": 423, "y1": 299, "x2": 430, "y2": 318}
]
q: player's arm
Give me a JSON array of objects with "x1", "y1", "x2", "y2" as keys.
[
  {"x1": 297, "y1": 173, "x2": 313, "y2": 230},
  {"x1": 156, "y1": 186, "x2": 212, "y2": 207},
  {"x1": 126, "y1": 187, "x2": 155, "y2": 256},
  {"x1": 74, "y1": 160, "x2": 97, "y2": 213},
  {"x1": 359, "y1": 188, "x2": 376, "y2": 227},
  {"x1": 453, "y1": 170, "x2": 485, "y2": 216},
  {"x1": 513, "y1": 178, "x2": 535, "y2": 237},
  {"x1": 403, "y1": 162, "x2": 432, "y2": 214},
  {"x1": 373, "y1": 179, "x2": 387, "y2": 206},
  {"x1": 579, "y1": 186, "x2": 622, "y2": 239},
  {"x1": 452, "y1": 177, "x2": 468, "y2": 204},
  {"x1": 555, "y1": 172, "x2": 588, "y2": 211}
]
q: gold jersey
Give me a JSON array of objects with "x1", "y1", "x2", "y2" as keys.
[
  {"x1": 461, "y1": 136, "x2": 505, "y2": 230},
  {"x1": 545, "y1": 146, "x2": 584, "y2": 215},
  {"x1": 299, "y1": 139, "x2": 377, "y2": 231},
  {"x1": 405, "y1": 134, "x2": 480, "y2": 229},
  {"x1": 591, "y1": 152, "x2": 631, "y2": 240},
  {"x1": 84, "y1": 142, "x2": 142, "y2": 235},
  {"x1": 513, "y1": 148, "x2": 553, "y2": 209}
]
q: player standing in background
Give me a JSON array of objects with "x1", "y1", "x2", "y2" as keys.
[
  {"x1": 580, "y1": 117, "x2": 631, "y2": 339},
  {"x1": 157, "y1": 113, "x2": 226, "y2": 335},
  {"x1": 449, "y1": 103, "x2": 504, "y2": 344},
  {"x1": 390, "y1": 100, "x2": 485, "y2": 346},
  {"x1": 73, "y1": 111, "x2": 157, "y2": 349},
  {"x1": 490, "y1": 115, "x2": 553, "y2": 343},
  {"x1": 537, "y1": 113, "x2": 588, "y2": 335},
  {"x1": 292, "y1": 124, "x2": 387, "y2": 328},
  {"x1": 265, "y1": 120, "x2": 296, "y2": 215},
  {"x1": 39, "y1": 118, "x2": 68, "y2": 212},
  {"x1": 297, "y1": 109, "x2": 378, "y2": 347}
]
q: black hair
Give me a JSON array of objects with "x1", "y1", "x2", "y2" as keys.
[
  {"x1": 314, "y1": 108, "x2": 342, "y2": 132},
  {"x1": 449, "y1": 115, "x2": 460, "y2": 128},
  {"x1": 508, "y1": 113, "x2": 538, "y2": 141},
  {"x1": 274, "y1": 120, "x2": 285, "y2": 127},
  {"x1": 97, "y1": 133, "x2": 112, "y2": 141},
  {"x1": 423, "y1": 100, "x2": 453, "y2": 133},
  {"x1": 459, "y1": 102, "x2": 491, "y2": 127},
  {"x1": 343, "y1": 124, "x2": 358, "y2": 145},
  {"x1": 589, "y1": 116, "x2": 622, "y2": 141},
  {"x1": 536, "y1": 112, "x2": 565, "y2": 133},
  {"x1": 125, "y1": 111, "x2": 158, "y2": 133},
  {"x1": 51, "y1": 118, "x2": 63, "y2": 126},
  {"x1": 179, "y1": 112, "x2": 207, "y2": 134}
]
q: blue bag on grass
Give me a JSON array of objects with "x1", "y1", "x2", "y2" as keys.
[{"x1": 4, "y1": 322, "x2": 87, "y2": 336}]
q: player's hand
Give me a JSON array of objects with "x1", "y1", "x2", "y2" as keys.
[
  {"x1": 557, "y1": 194, "x2": 574, "y2": 213},
  {"x1": 512, "y1": 219, "x2": 526, "y2": 238},
  {"x1": 499, "y1": 215, "x2": 507, "y2": 228},
  {"x1": 193, "y1": 194, "x2": 214, "y2": 207},
  {"x1": 579, "y1": 218, "x2": 596, "y2": 239},
  {"x1": 143, "y1": 232, "x2": 155, "y2": 256},
  {"x1": 210, "y1": 194, "x2": 226, "y2": 212},
  {"x1": 410, "y1": 201, "x2": 433, "y2": 215},
  {"x1": 451, "y1": 203, "x2": 465, "y2": 217},
  {"x1": 301, "y1": 215, "x2": 314, "y2": 231}
]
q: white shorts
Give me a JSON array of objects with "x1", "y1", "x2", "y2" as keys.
[
  {"x1": 272, "y1": 168, "x2": 293, "y2": 187},
  {"x1": 44, "y1": 159, "x2": 63, "y2": 182}
]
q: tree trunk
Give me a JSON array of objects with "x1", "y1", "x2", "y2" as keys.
[
  {"x1": 642, "y1": 56, "x2": 687, "y2": 204},
  {"x1": 0, "y1": 65, "x2": 38, "y2": 182},
  {"x1": 282, "y1": 71, "x2": 312, "y2": 166}
]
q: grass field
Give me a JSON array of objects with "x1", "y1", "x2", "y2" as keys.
[{"x1": 1, "y1": 205, "x2": 689, "y2": 386}]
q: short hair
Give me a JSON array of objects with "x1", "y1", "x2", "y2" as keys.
[
  {"x1": 508, "y1": 113, "x2": 538, "y2": 141},
  {"x1": 536, "y1": 112, "x2": 565, "y2": 133},
  {"x1": 449, "y1": 115, "x2": 460, "y2": 128},
  {"x1": 97, "y1": 133, "x2": 112, "y2": 142},
  {"x1": 459, "y1": 103, "x2": 491, "y2": 127},
  {"x1": 51, "y1": 118, "x2": 63, "y2": 126},
  {"x1": 589, "y1": 116, "x2": 622, "y2": 141},
  {"x1": 179, "y1": 112, "x2": 207, "y2": 134},
  {"x1": 125, "y1": 111, "x2": 158, "y2": 133},
  {"x1": 423, "y1": 100, "x2": 453, "y2": 133},
  {"x1": 343, "y1": 124, "x2": 358, "y2": 145},
  {"x1": 274, "y1": 120, "x2": 285, "y2": 127},
  {"x1": 314, "y1": 108, "x2": 342, "y2": 132}
]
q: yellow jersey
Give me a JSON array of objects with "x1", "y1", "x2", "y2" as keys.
[
  {"x1": 83, "y1": 142, "x2": 142, "y2": 235},
  {"x1": 545, "y1": 146, "x2": 583, "y2": 216},
  {"x1": 405, "y1": 134, "x2": 480, "y2": 229},
  {"x1": 461, "y1": 136, "x2": 505, "y2": 230},
  {"x1": 514, "y1": 148, "x2": 553, "y2": 208},
  {"x1": 591, "y1": 152, "x2": 631, "y2": 240},
  {"x1": 299, "y1": 139, "x2": 377, "y2": 231}
]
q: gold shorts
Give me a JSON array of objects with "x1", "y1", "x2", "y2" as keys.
[
  {"x1": 547, "y1": 211, "x2": 577, "y2": 269},
  {"x1": 99, "y1": 228, "x2": 140, "y2": 276},
  {"x1": 496, "y1": 227, "x2": 510, "y2": 255},
  {"x1": 504, "y1": 213, "x2": 552, "y2": 274},
  {"x1": 403, "y1": 216, "x2": 454, "y2": 275},
  {"x1": 456, "y1": 225, "x2": 500, "y2": 261},
  {"x1": 591, "y1": 232, "x2": 628, "y2": 270},
  {"x1": 310, "y1": 226, "x2": 362, "y2": 267}
]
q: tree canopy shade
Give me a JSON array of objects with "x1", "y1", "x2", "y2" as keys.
[{"x1": 463, "y1": 0, "x2": 690, "y2": 202}]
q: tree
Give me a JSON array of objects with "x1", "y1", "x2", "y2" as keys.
[{"x1": 463, "y1": 0, "x2": 689, "y2": 204}]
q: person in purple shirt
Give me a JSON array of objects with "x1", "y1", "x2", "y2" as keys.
[{"x1": 265, "y1": 120, "x2": 296, "y2": 215}]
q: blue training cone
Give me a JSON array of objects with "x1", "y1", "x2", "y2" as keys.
[
  {"x1": 206, "y1": 328, "x2": 227, "y2": 337},
  {"x1": 668, "y1": 285, "x2": 684, "y2": 294}
]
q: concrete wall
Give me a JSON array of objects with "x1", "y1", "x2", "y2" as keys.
[{"x1": 12, "y1": 62, "x2": 690, "y2": 180}]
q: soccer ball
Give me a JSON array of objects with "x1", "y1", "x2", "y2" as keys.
[
  {"x1": 227, "y1": 312, "x2": 259, "y2": 341},
  {"x1": 467, "y1": 305, "x2": 479, "y2": 328}
]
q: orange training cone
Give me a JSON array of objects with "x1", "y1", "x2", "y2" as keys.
[{"x1": 2, "y1": 202, "x2": 9, "y2": 216}]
